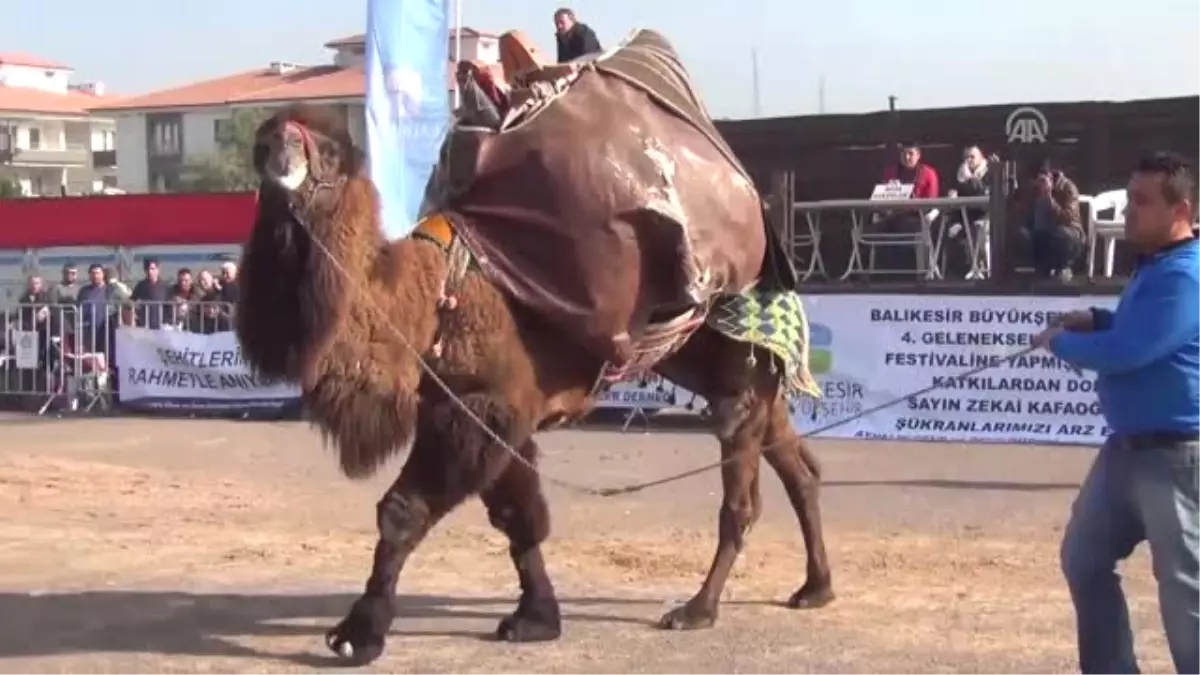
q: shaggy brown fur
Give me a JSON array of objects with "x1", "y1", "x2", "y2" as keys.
[{"x1": 235, "y1": 103, "x2": 833, "y2": 666}]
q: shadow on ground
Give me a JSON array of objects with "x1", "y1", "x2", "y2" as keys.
[{"x1": 0, "y1": 591, "x2": 691, "y2": 667}]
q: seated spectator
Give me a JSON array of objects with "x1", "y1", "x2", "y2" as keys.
[
  {"x1": 1024, "y1": 159, "x2": 1084, "y2": 281},
  {"x1": 882, "y1": 142, "x2": 940, "y2": 201},
  {"x1": 944, "y1": 145, "x2": 991, "y2": 278},
  {"x1": 872, "y1": 142, "x2": 941, "y2": 228},
  {"x1": 868, "y1": 142, "x2": 941, "y2": 271}
]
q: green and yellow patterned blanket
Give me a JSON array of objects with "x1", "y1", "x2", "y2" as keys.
[{"x1": 707, "y1": 289, "x2": 823, "y2": 401}]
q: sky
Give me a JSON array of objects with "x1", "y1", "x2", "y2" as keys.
[{"x1": 2, "y1": 0, "x2": 1197, "y2": 119}]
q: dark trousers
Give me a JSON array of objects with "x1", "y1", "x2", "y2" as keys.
[
  {"x1": 1027, "y1": 225, "x2": 1084, "y2": 277},
  {"x1": 940, "y1": 218, "x2": 987, "y2": 278}
]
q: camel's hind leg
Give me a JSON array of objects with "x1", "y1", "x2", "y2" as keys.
[
  {"x1": 761, "y1": 395, "x2": 835, "y2": 608},
  {"x1": 651, "y1": 325, "x2": 835, "y2": 629},
  {"x1": 652, "y1": 327, "x2": 772, "y2": 630},
  {"x1": 326, "y1": 392, "x2": 524, "y2": 665}
]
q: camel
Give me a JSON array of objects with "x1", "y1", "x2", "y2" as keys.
[{"x1": 235, "y1": 38, "x2": 832, "y2": 666}]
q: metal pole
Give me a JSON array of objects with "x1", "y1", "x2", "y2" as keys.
[
  {"x1": 751, "y1": 48, "x2": 762, "y2": 117},
  {"x1": 452, "y1": 0, "x2": 463, "y2": 110}
]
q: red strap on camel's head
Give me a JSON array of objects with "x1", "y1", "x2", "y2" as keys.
[{"x1": 283, "y1": 120, "x2": 319, "y2": 165}]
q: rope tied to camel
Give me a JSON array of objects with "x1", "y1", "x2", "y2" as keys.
[{"x1": 266, "y1": 205, "x2": 1044, "y2": 499}]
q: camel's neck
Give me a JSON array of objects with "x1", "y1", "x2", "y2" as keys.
[{"x1": 236, "y1": 178, "x2": 395, "y2": 382}]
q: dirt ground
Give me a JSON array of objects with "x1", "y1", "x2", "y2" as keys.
[{"x1": 0, "y1": 414, "x2": 1174, "y2": 674}]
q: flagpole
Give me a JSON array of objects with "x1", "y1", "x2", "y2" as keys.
[{"x1": 452, "y1": 0, "x2": 463, "y2": 109}]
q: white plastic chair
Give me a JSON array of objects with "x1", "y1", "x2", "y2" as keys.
[{"x1": 1082, "y1": 189, "x2": 1127, "y2": 278}]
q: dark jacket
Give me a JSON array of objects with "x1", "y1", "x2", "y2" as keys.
[
  {"x1": 131, "y1": 277, "x2": 171, "y2": 328},
  {"x1": 556, "y1": 23, "x2": 602, "y2": 63},
  {"x1": 16, "y1": 289, "x2": 50, "y2": 331},
  {"x1": 75, "y1": 282, "x2": 112, "y2": 327}
]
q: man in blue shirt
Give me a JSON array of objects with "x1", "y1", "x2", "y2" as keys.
[
  {"x1": 75, "y1": 263, "x2": 113, "y2": 354},
  {"x1": 1034, "y1": 151, "x2": 1198, "y2": 674}
]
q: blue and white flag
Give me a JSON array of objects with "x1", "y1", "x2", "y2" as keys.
[{"x1": 364, "y1": 0, "x2": 451, "y2": 239}]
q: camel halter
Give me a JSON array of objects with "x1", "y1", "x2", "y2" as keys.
[{"x1": 281, "y1": 122, "x2": 348, "y2": 225}]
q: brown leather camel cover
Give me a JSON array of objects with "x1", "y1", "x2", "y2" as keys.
[{"x1": 434, "y1": 29, "x2": 769, "y2": 366}]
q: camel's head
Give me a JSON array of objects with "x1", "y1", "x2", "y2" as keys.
[{"x1": 253, "y1": 103, "x2": 363, "y2": 207}]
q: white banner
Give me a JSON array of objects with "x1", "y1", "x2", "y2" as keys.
[
  {"x1": 791, "y1": 294, "x2": 1118, "y2": 445},
  {"x1": 115, "y1": 327, "x2": 301, "y2": 411},
  {"x1": 10, "y1": 329, "x2": 39, "y2": 369},
  {"x1": 594, "y1": 372, "x2": 699, "y2": 410},
  {"x1": 599, "y1": 294, "x2": 1120, "y2": 446}
]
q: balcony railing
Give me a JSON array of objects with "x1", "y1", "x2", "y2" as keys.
[{"x1": 0, "y1": 145, "x2": 90, "y2": 167}]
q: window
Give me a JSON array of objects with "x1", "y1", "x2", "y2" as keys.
[
  {"x1": 214, "y1": 119, "x2": 229, "y2": 143},
  {"x1": 150, "y1": 121, "x2": 180, "y2": 156},
  {"x1": 27, "y1": 128, "x2": 41, "y2": 149}
]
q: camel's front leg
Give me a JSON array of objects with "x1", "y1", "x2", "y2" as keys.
[
  {"x1": 658, "y1": 394, "x2": 766, "y2": 630},
  {"x1": 325, "y1": 440, "x2": 459, "y2": 665},
  {"x1": 481, "y1": 437, "x2": 562, "y2": 642},
  {"x1": 326, "y1": 391, "x2": 533, "y2": 664}
]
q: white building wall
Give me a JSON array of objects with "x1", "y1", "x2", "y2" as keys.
[
  {"x1": 181, "y1": 108, "x2": 227, "y2": 159},
  {"x1": 114, "y1": 114, "x2": 147, "y2": 192},
  {"x1": 0, "y1": 64, "x2": 72, "y2": 93}
]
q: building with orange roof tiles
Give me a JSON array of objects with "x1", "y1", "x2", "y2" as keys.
[
  {"x1": 0, "y1": 52, "x2": 120, "y2": 196},
  {"x1": 89, "y1": 28, "x2": 501, "y2": 194}
]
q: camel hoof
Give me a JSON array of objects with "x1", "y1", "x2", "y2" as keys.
[
  {"x1": 324, "y1": 596, "x2": 391, "y2": 666},
  {"x1": 786, "y1": 581, "x2": 835, "y2": 610},
  {"x1": 496, "y1": 612, "x2": 562, "y2": 642},
  {"x1": 657, "y1": 602, "x2": 716, "y2": 631},
  {"x1": 326, "y1": 634, "x2": 355, "y2": 660},
  {"x1": 325, "y1": 624, "x2": 384, "y2": 666}
]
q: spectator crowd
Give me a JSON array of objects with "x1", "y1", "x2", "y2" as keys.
[
  {"x1": 870, "y1": 141, "x2": 1089, "y2": 281},
  {"x1": 10, "y1": 257, "x2": 241, "y2": 368}
]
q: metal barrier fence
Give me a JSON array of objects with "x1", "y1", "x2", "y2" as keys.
[
  {"x1": 1, "y1": 299, "x2": 671, "y2": 424},
  {"x1": 0, "y1": 300, "x2": 238, "y2": 414}
]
